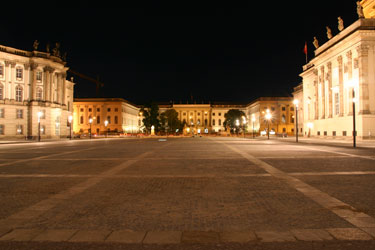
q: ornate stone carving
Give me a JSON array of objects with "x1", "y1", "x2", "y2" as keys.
[
  {"x1": 313, "y1": 37, "x2": 319, "y2": 49},
  {"x1": 52, "y1": 43, "x2": 61, "y2": 57},
  {"x1": 33, "y1": 40, "x2": 39, "y2": 51},
  {"x1": 338, "y1": 17, "x2": 344, "y2": 31},
  {"x1": 356, "y1": 44, "x2": 369, "y2": 57},
  {"x1": 337, "y1": 55, "x2": 343, "y2": 65},
  {"x1": 43, "y1": 66, "x2": 54, "y2": 73},
  {"x1": 326, "y1": 26, "x2": 333, "y2": 39},
  {"x1": 357, "y1": 1, "x2": 365, "y2": 19}
]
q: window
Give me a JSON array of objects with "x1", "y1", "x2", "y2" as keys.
[
  {"x1": 197, "y1": 113, "x2": 200, "y2": 116},
  {"x1": 197, "y1": 119, "x2": 200, "y2": 125},
  {"x1": 96, "y1": 116, "x2": 100, "y2": 124},
  {"x1": 271, "y1": 107, "x2": 275, "y2": 111},
  {"x1": 218, "y1": 119, "x2": 221, "y2": 126},
  {"x1": 282, "y1": 107, "x2": 286, "y2": 111},
  {"x1": 80, "y1": 116, "x2": 84, "y2": 124},
  {"x1": 281, "y1": 115, "x2": 286, "y2": 123},
  {"x1": 88, "y1": 108, "x2": 92, "y2": 112},
  {"x1": 114, "y1": 116, "x2": 118, "y2": 124},
  {"x1": 324, "y1": 131, "x2": 327, "y2": 136},
  {"x1": 290, "y1": 115, "x2": 294, "y2": 123},
  {"x1": 0, "y1": 108, "x2": 4, "y2": 118},
  {"x1": 97, "y1": 108, "x2": 100, "y2": 112},
  {"x1": 290, "y1": 107, "x2": 294, "y2": 111},
  {"x1": 332, "y1": 131, "x2": 336, "y2": 136},
  {"x1": 212, "y1": 113, "x2": 215, "y2": 116},
  {"x1": 107, "y1": 108, "x2": 111, "y2": 112},
  {"x1": 218, "y1": 113, "x2": 221, "y2": 116},
  {"x1": 36, "y1": 87, "x2": 43, "y2": 100},
  {"x1": 15, "y1": 86, "x2": 23, "y2": 102},
  {"x1": 283, "y1": 128, "x2": 286, "y2": 132},
  {"x1": 183, "y1": 112, "x2": 186, "y2": 116},
  {"x1": 213, "y1": 119, "x2": 216, "y2": 126},
  {"x1": 16, "y1": 125, "x2": 23, "y2": 135},
  {"x1": 317, "y1": 131, "x2": 320, "y2": 136},
  {"x1": 0, "y1": 124, "x2": 4, "y2": 135},
  {"x1": 16, "y1": 109, "x2": 23, "y2": 119},
  {"x1": 36, "y1": 71, "x2": 42, "y2": 81},
  {"x1": 107, "y1": 116, "x2": 111, "y2": 124},
  {"x1": 0, "y1": 65, "x2": 3, "y2": 77},
  {"x1": 335, "y1": 93, "x2": 340, "y2": 115},
  {"x1": 115, "y1": 108, "x2": 118, "y2": 112},
  {"x1": 204, "y1": 119, "x2": 208, "y2": 126},
  {"x1": 0, "y1": 84, "x2": 3, "y2": 100},
  {"x1": 16, "y1": 67, "x2": 23, "y2": 80},
  {"x1": 80, "y1": 108, "x2": 84, "y2": 112},
  {"x1": 343, "y1": 131, "x2": 347, "y2": 136}
]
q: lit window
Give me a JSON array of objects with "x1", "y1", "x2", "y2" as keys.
[
  {"x1": 16, "y1": 109, "x2": 23, "y2": 119},
  {"x1": 36, "y1": 71, "x2": 43, "y2": 81},
  {"x1": 16, "y1": 125, "x2": 23, "y2": 135},
  {"x1": 15, "y1": 86, "x2": 23, "y2": 102},
  {"x1": 16, "y1": 67, "x2": 23, "y2": 80},
  {"x1": 36, "y1": 87, "x2": 43, "y2": 100},
  {"x1": 0, "y1": 84, "x2": 3, "y2": 100}
]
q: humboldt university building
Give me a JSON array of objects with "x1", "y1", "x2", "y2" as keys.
[{"x1": 0, "y1": 43, "x2": 74, "y2": 139}]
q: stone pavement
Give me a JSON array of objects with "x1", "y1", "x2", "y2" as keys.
[{"x1": 0, "y1": 137, "x2": 374, "y2": 249}]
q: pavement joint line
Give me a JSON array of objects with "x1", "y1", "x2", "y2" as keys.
[
  {"x1": 210, "y1": 138, "x2": 375, "y2": 237},
  {"x1": 292, "y1": 145, "x2": 375, "y2": 161},
  {"x1": 0, "y1": 228, "x2": 374, "y2": 243},
  {"x1": 1, "y1": 171, "x2": 375, "y2": 179},
  {"x1": 0, "y1": 141, "x2": 175, "y2": 228}
]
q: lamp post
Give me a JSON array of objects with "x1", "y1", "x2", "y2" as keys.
[
  {"x1": 104, "y1": 120, "x2": 108, "y2": 138},
  {"x1": 68, "y1": 115, "x2": 73, "y2": 140},
  {"x1": 293, "y1": 99, "x2": 299, "y2": 143},
  {"x1": 242, "y1": 116, "x2": 246, "y2": 138},
  {"x1": 37, "y1": 111, "x2": 42, "y2": 142},
  {"x1": 89, "y1": 118, "x2": 93, "y2": 139},
  {"x1": 352, "y1": 89, "x2": 356, "y2": 148},
  {"x1": 265, "y1": 110, "x2": 272, "y2": 140},
  {"x1": 252, "y1": 114, "x2": 256, "y2": 139}
]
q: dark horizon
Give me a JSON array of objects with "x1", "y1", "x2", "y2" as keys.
[{"x1": 0, "y1": 2, "x2": 358, "y2": 105}]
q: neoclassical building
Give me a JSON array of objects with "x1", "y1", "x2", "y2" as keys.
[
  {"x1": 159, "y1": 98, "x2": 295, "y2": 135},
  {"x1": 73, "y1": 98, "x2": 141, "y2": 135},
  {"x1": 300, "y1": 2, "x2": 375, "y2": 139},
  {"x1": 0, "y1": 43, "x2": 74, "y2": 139}
]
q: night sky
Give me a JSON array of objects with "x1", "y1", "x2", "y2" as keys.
[{"x1": 1, "y1": 2, "x2": 358, "y2": 105}]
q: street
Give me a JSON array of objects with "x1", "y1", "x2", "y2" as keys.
[{"x1": 0, "y1": 137, "x2": 374, "y2": 250}]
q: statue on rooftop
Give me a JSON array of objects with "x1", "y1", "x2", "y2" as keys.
[
  {"x1": 326, "y1": 26, "x2": 333, "y2": 39},
  {"x1": 33, "y1": 40, "x2": 39, "y2": 51},
  {"x1": 52, "y1": 42, "x2": 61, "y2": 57},
  {"x1": 313, "y1": 37, "x2": 319, "y2": 49},
  {"x1": 338, "y1": 17, "x2": 344, "y2": 31},
  {"x1": 46, "y1": 43, "x2": 50, "y2": 53},
  {"x1": 357, "y1": 1, "x2": 365, "y2": 19}
]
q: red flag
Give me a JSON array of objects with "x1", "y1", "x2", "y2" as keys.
[{"x1": 303, "y1": 42, "x2": 307, "y2": 55}]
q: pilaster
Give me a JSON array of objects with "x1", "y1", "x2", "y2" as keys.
[{"x1": 356, "y1": 44, "x2": 371, "y2": 114}]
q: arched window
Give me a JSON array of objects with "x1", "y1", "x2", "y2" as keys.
[
  {"x1": 212, "y1": 119, "x2": 216, "y2": 126},
  {"x1": 204, "y1": 119, "x2": 208, "y2": 126},
  {"x1": 0, "y1": 83, "x2": 3, "y2": 100},
  {"x1": 80, "y1": 116, "x2": 84, "y2": 124},
  {"x1": 219, "y1": 119, "x2": 222, "y2": 126},
  {"x1": 15, "y1": 86, "x2": 23, "y2": 102},
  {"x1": 36, "y1": 87, "x2": 43, "y2": 100}
]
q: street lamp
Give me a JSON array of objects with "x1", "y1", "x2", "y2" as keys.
[
  {"x1": 104, "y1": 120, "x2": 108, "y2": 138},
  {"x1": 68, "y1": 115, "x2": 73, "y2": 140},
  {"x1": 89, "y1": 118, "x2": 93, "y2": 139},
  {"x1": 37, "y1": 111, "x2": 42, "y2": 142},
  {"x1": 252, "y1": 114, "x2": 256, "y2": 139},
  {"x1": 293, "y1": 99, "x2": 299, "y2": 143},
  {"x1": 352, "y1": 89, "x2": 357, "y2": 148},
  {"x1": 265, "y1": 110, "x2": 272, "y2": 140}
]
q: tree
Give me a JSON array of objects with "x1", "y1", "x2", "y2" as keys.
[
  {"x1": 160, "y1": 109, "x2": 184, "y2": 134},
  {"x1": 140, "y1": 103, "x2": 160, "y2": 133},
  {"x1": 223, "y1": 109, "x2": 246, "y2": 133}
]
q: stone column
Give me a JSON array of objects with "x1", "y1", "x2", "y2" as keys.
[
  {"x1": 314, "y1": 69, "x2": 319, "y2": 120},
  {"x1": 320, "y1": 66, "x2": 325, "y2": 119},
  {"x1": 61, "y1": 73, "x2": 66, "y2": 106},
  {"x1": 356, "y1": 45, "x2": 370, "y2": 114},
  {"x1": 10, "y1": 61, "x2": 16, "y2": 100},
  {"x1": 29, "y1": 63, "x2": 38, "y2": 101},
  {"x1": 43, "y1": 67, "x2": 50, "y2": 102},
  {"x1": 4, "y1": 61, "x2": 11, "y2": 99},
  {"x1": 327, "y1": 62, "x2": 333, "y2": 118},
  {"x1": 337, "y1": 56, "x2": 344, "y2": 116}
]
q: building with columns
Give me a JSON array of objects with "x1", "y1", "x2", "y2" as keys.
[
  {"x1": 300, "y1": 6, "x2": 375, "y2": 139},
  {"x1": 159, "y1": 98, "x2": 295, "y2": 135},
  {"x1": 73, "y1": 98, "x2": 141, "y2": 135},
  {"x1": 0, "y1": 43, "x2": 74, "y2": 139}
]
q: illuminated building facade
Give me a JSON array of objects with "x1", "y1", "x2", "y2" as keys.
[
  {"x1": 73, "y1": 98, "x2": 141, "y2": 135},
  {"x1": 0, "y1": 43, "x2": 74, "y2": 139},
  {"x1": 300, "y1": 5, "x2": 375, "y2": 139}
]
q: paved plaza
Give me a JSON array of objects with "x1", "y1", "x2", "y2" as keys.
[{"x1": 0, "y1": 137, "x2": 374, "y2": 249}]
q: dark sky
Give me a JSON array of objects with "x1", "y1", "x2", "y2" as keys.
[{"x1": 0, "y1": 2, "x2": 358, "y2": 105}]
